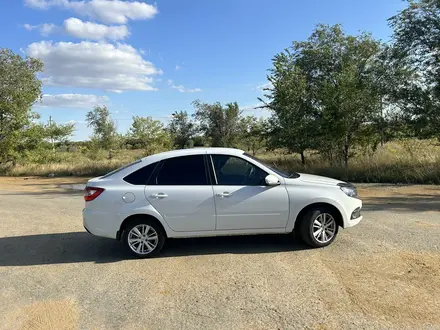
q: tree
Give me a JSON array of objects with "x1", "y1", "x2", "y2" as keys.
[
  {"x1": 192, "y1": 100, "x2": 241, "y2": 147},
  {"x1": 128, "y1": 116, "x2": 171, "y2": 155},
  {"x1": 85, "y1": 106, "x2": 118, "y2": 150},
  {"x1": 261, "y1": 58, "x2": 318, "y2": 164},
  {"x1": 168, "y1": 111, "x2": 196, "y2": 149},
  {"x1": 45, "y1": 119, "x2": 75, "y2": 149},
  {"x1": 0, "y1": 48, "x2": 43, "y2": 164},
  {"x1": 263, "y1": 25, "x2": 387, "y2": 167},
  {"x1": 389, "y1": 0, "x2": 440, "y2": 138},
  {"x1": 239, "y1": 116, "x2": 267, "y2": 155}
]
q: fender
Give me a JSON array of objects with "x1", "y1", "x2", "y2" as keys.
[
  {"x1": 118, "y1": 203, "x2": 174, "y2": 238},
  {"x1": 286, "y1": 197, "x2": 347, "y2": 233}
]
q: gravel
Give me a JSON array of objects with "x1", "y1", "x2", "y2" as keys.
[{"x1": 0, "y1": 180, "x2": 439, "y2": 330}]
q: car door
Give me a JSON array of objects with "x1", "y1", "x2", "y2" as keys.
[
  {"x1": 210, "y1": 154, "x2": 289, "y2": 230},
  {"x1": 144, "y1": 154, "x2": 216, "y2": 232}
]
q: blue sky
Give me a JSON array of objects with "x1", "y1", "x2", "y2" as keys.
[{"x1": 1, "y1": 0, "x2": 406, "y2": 141}]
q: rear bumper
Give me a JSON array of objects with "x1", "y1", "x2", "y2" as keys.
[{"x1": 83, "y1": 208, "x2": 118, "y2": 239}]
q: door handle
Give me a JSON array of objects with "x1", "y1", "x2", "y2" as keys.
[
  {"x1": 216, "y1": 192, "x2": 231, "y2": 198},
  {"x1": 151, "y1": 193, "x2": 168, "y2": 198}
]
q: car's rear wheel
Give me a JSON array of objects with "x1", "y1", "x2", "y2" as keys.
[
  {"x1": 123, "y1": 219, "x2": 165, "y2": 258},
  {"x1": 299, "y1": 208, "x2": 339, "y2": 248}
]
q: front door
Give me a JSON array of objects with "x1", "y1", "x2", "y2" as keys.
[
  {"x1": 210, "y1": 154, "x2": 289, "y2": 230},
  {"x1": 144, "y1": 154, "x2": 216, "y2": 232}
]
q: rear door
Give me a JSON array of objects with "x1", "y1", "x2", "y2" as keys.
[
  {"x1": 144, "y1": 154, "x2": 216, "y2": 232},
  {"x1": 210, "y1": 154, "x2": 289, "y2": 230}
]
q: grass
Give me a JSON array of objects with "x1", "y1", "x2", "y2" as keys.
[
  {"x1": 1, "y1": 139, "x2": 440, "y2": 184},
  {"x1": 260, "y1": 139, "x2": 440, "y2": 184}
]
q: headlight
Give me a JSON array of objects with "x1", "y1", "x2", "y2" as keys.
[{"x1": 338, "y1": 183, "x2": 358, "y2": 198}]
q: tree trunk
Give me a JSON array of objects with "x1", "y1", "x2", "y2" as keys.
[
  {"x1": 380, "y1": 128, "x2": 385, "y2": 147},
  {"x1": 343, "y1": 143, "x2": 349, "y2": 168},
  {"x1": 300, "y1": 151, "x2": 305, "y2": 165}
]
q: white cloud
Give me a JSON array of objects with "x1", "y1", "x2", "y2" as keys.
[
  {"x1": 171, "y1": 84, "x2": 201, "y2": 93},
  {"x1": 66, "y1": 120, "x2": 86, "y2": 125},
  {"x1": 25, "y1": 18, "x2": 129, "y2": 41},
  {"x1": 24, "y1": 0, "x2": 158, "y2": 24},
  {"x1": 255, "y1": 82, "x2": 273, "y2": 91},
  {"x1": 24, "y1": 23, "x2": 57, "y2": 36},
  {"x1": 168, "y1": 79, "x2": 201, "y2": 93},
  {"x1": 63, "y1": 17, "x2": 129, "y2": 40},
  {"x1": 26, "y1": 41, "x2": 161, "y2": 92},
  {"x1": 24, "y1": 0, "x2": 53, "y2": 9},
  {"x1": 36, "y1": 94, "x2": 110, "y2": 108},
  {"x1": 240, "y1": 103, "x2": 270, "y2": 117},
  {"x1": 175, "y1": 64, "x2": 180, "y2": 70},
  {"x1": 241, "y1": 103, "x2": 264, "y2": 112}
]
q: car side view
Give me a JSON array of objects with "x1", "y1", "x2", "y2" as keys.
[{"x1": 83, "y1": 148, "x2": 362, "y2": 258}]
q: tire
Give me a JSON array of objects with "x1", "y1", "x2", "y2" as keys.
[
  {"x1": 122, "y1": 218, "x2": 166, "y2": 258},
  {"x1": 298, "y1": 207, "x2": 339, "y2": 248}
]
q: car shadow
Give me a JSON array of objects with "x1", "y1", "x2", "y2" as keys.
[{"x1": 0, "y1": 232, "x2": 310, "y2": 266}]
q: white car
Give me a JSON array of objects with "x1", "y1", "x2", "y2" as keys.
[{"x1": 83, "y1": 148, "x2": 362, "y2": 258}]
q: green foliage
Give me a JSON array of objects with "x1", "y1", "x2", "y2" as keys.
[
  {"x1": 239, "y1": 116, "x2": 268, "y2": 155},
  {"x1": 86, "y1": 106, "x2": 118, "y2": 150},
  {"x1": 192, "y1": 100, "x2": 241, "y2": 147},
  {"x1": 262, "y1": 56, "x2": 317, "y2": 164},
  {"x1": 192, "y1": 135, "x2": 205, "y2": 147},
  {"x1": 168, "y1": 111, "x2": 196, "y2": 149},
  {"x1": 0, "y1": 48, "x2": 43, "y2": 164},
  {"x1": 127, "y1": 116, "x2": 171, "y2": 155},
  {"x1": 389, "y1": 0, "x2": 440, "y2": 139},
  {"x1": 46, "y1": 120, "x2": 75, "y2": 144},
  {"x1": 264, "y1": 25, "x2": 392, "y2": 166}
]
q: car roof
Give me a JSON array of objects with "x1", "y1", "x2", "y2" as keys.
[{"x1": 141, "y1": 147, "x2": 245, "y2": 163}]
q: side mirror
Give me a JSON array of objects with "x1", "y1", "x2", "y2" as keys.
[{"x1": 265, "y1": 174, "x2": 280, "y2": 186}]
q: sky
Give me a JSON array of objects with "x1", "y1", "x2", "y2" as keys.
[{"x1": 0, "y1": 0, "x2": 406, "y2": 141}]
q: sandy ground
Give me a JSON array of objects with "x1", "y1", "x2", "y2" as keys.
[{"x1": 0, "y1": 177, "x2": 439, "y2": 330}]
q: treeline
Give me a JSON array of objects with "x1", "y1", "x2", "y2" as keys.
[
  {"x1": 79, "y1": 101, "x2": 267, "y2": 158},
  {"x1": 1, "y1": 0, "x2": 439, "y2": 169}
]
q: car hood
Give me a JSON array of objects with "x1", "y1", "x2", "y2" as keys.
[{"x1": 288, "y1": 173, "x2": 344, "y2": 186}]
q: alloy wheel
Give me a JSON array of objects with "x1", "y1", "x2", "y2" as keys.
[
  {"x1": 127, "y1": 224, "x2": 159, "y2": 255},
  {"x1": 312, "y1": 213, "x2": 336, "y2": 244}
]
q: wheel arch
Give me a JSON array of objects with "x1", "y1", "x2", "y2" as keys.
[
  {"x1": 117, "y1": 214, "x2": 168, "y2": 240},
  {"x1": 293, "y1": 202, "x2": 344, "y2": 232}
]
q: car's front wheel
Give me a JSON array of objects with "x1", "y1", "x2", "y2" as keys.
[
  {"x1": 122, "y1": 218, "x2": 166, "y2": 258},
  {"x1": 299, "y1": 208, "x2": 339, "y2": 248}
]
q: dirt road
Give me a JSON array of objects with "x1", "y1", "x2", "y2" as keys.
[{"x1": 1, "y1": 178, "x2": 439, "y2": 329}]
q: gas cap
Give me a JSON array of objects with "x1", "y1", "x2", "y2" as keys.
[{"x1": 122, "y1": 192, "x2": 135, "y2": 203}]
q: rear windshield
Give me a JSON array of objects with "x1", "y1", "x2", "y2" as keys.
[{"x1": 101, "y1": 160, "x2": 142, "y2": 179}]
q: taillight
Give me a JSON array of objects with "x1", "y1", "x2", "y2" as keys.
[{"x1": 84, "y1": 187, "x2": 105, "y2": 201}]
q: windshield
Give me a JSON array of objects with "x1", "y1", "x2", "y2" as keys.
[{"x1": 244, "y1": 153, "x2": 300, "y2": 178}]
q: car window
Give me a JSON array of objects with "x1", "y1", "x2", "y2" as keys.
[
  {"x1": 154, "y1": 155, "x2": 208, "y2": 185},
  {"x1": 123, "y1": 161, "x2": 158, "y2": 185},
  {"x1": 101, "y1": 159, "x2": 142, "y2": 179},
  {"x1": 244, "y1": 153, "x2": 299, "y2": 178},
  {"x1": 211, "y1": 155, "x2": 267, "y2": 186}
]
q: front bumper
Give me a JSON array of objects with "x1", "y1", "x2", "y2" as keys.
[
  {"x1": 342, "y1": 197, "x2": 363, "y2": 228},
  {"x1": 345, "y1": 215, "x2": 363, "y2": 228}
]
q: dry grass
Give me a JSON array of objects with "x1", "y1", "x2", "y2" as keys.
[
  {"x1": 260, "y1": 139, "x2": 440, "y2": 184},
  {"x1": 1, "y1": 139, "x2": 440, "y2": 183}
]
